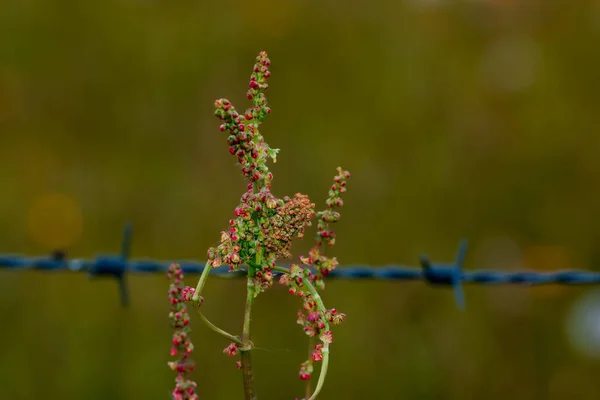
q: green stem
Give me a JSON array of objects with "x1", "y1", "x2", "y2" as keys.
[
  {"x1": 272, "y1": 265, "x2": 289, "y2": 274},
  {"x1": 272, "y1": 265, "x2": 331, "y2": 400},
  {"x1": 241, "y1": 270, "x2": 257, "y2": 400},
  {"x1": 192, "y1": 261, "x2": 212, "y2": 302},
  {"x1": 195, "y1": 308, "x2": 243, "y2": 346},
  {"x1": 302, "y1": 279, "x2": 330, "y2": 400},
  {"x1": 192, "y1": 260, "x2": 243, "y2": 344}
]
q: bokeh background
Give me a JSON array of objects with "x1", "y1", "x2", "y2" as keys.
[{"x1": 2, "y1": 0, "x2": 600, "y2": 399}]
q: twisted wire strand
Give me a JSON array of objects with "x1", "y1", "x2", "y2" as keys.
[
  {"x1": 2, "y1": 254, "x2": 598, "y2": 283},
  {"x1": 2, "y1": 226, "x2": 598, "y2": 307}
]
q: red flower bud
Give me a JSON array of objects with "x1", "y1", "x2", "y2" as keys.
[
  {"x1": 307, "y1": 311, "x2": 320, "y2": 322},
  {"x1": 299, "y1": 371, "x2": 311, "y2": 381},
  {"x1": 223, "y1": 342, "x2": 238, "y2": 356},
  {"x1": 312, "y1": 349, "x2": 323, "y2": 362}
]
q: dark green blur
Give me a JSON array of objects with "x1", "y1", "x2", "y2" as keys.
[{"x1": 1, "y1": 1, "x2": 600, "y2": 399}]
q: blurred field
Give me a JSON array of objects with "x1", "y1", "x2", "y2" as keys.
[{"x1": 2, "y1": 0, "x2": 600, "y2": 399}]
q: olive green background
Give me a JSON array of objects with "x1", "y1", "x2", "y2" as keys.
[{"x1": 2, "y1": 1, "x2": 600, "y2": 399}]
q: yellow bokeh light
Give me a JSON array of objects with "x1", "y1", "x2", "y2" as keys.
[{"x1": 27, "y1": 193, "x2": 83, "y2": 249}]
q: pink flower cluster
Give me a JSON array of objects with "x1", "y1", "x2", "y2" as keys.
[
  {"x1": 297, "y1": 167, "x2": 351, "y2": 292},
  {"x1": 279, "y1": 264, "x2": 346, "y2": 382},
  {"x1": 208, "y1": 53, "x2": 320, "y2": 299},
  {"x1": 316, "y1": 167, "x2": 351, "y2": 247},
  {"x1": 264, "y1": 193, "x2": 316, "y2": 260},
  {"x1": 278, "y1": 168, "x2": 350, "y2": 384},
  {"x1": 209, "y1": 51, "x2": 303, "y2": 286},
  {"x1": 167, "y1": 263, "x2": 200, "y2": 400},
  {"x1": 214, "y1": 51, "x2": 276, "y2": 190}
]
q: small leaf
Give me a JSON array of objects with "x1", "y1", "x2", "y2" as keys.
[{"x1": 267, "y1": 148, "x2": 280, "y2": 163}]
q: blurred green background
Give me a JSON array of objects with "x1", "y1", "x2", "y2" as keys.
[{"x1": 2, "y1": 0, "x2": 600, "y2": 399}]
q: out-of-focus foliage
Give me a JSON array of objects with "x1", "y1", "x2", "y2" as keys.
[{"x1": 1, "y1": 0, "x2": 600, "y2": 399}]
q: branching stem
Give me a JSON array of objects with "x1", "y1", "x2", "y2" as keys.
[{"x1": 194, "y1": 308, "x2": 243, "y2": 346}]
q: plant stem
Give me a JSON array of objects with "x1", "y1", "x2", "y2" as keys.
[
  {"x1": 195, "y1": 308, "x2": 243, "y2": 346},
  {"x1": 193, "y1": 260, "x2": 244, "y2": 344},
  {"x1": 272, "y1": 265, "x2": 289, "y2": 274},
  {"x1": 192, "y1": 261, "x2": 212, "y2": 302},
  {"x1": 272, "y1": 265, "x2": 331, "y2": 400},
  {"x1": 302, "y1": 279, "x2": 330, "y2": 400},
  {"x1": 241, "y1": 262, "x2": 258, "y2": 400}
]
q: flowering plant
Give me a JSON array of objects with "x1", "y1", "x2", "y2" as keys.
[
  {"x1": 167, "y1": 264, "x2": 198, "y2": 400},
  {"x1": 167, "y1": 51, "x2": 350, "y2": 400}
]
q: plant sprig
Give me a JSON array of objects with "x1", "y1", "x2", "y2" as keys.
[{"x1": 173, "y1": 51, "x2": 350, "y2": 400}]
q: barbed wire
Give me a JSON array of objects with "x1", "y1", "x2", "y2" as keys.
[{"x1": 2, "y1": 224, "x2": 599, "y2": 308}]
